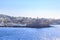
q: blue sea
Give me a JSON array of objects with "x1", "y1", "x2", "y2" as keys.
[{"x1": 0, "y1": 25, "x2": 60, "y2": 40}]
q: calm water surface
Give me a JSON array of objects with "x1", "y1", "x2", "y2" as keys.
[{"x1": 0, "y1": 25, "x2": 60, "y2": 40}]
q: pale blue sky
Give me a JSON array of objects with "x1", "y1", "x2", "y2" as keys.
[{"x1": 0, "y1": 0, "x2": 60, "y2": 19}]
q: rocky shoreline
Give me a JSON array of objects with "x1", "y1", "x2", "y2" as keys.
[{"x1": 0, "y1": 25, "x2": 51, "y2": 28}]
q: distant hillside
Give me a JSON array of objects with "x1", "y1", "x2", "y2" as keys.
[{"x1": 0, "y1": 14, "x2": 59, "y2": 27}]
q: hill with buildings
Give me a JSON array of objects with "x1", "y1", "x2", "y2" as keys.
[{"x1": 0, "y1": 14, "x2": 59, "y2": 28}]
